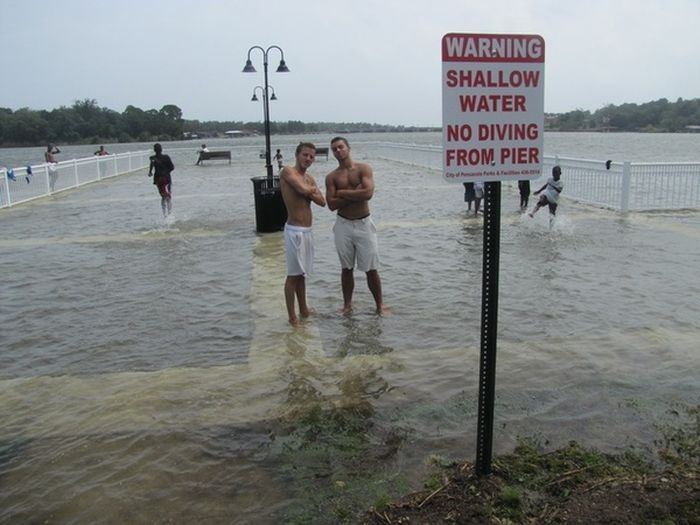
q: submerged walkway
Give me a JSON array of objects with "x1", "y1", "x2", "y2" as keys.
[{"x1": 1, "y1": 149, "x2": 699, "y2": 523}]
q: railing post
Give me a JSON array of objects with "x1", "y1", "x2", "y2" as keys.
[
  {"x1": 129, "y1": 153, "x2": 132, "y2": 173},
  {"x1": 1, "y1": 168, "x2": 11, "y2": 207},
  {"x1": 76, "y1": 159, "x2": 81, "y2": 186},
  {"x1": 113, "y1": 154, "x2": 118, "y2": 177},
  {"x1": 45, "y1": 165, "x2": 51, "y2": 194},
  {"x1": 621, "y1": 161, "x2": 631, "y2": 212}
]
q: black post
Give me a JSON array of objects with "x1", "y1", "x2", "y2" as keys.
[
  {"x1": 475, "y1": 181, "x2": 501, "y2": 475},
  {"x1": 262, "y1": 56, "x2": 273, "y2": 182},
  {"x1": 243, "y1": 45, "x2": 289, "y2": 233}
]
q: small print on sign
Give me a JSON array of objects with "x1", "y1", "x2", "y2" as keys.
[{"x1": 442, "y1": 33, "x2": 545, "y2": 183}]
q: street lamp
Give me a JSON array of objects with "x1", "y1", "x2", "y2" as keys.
[
  {"x1": 251, "y1": 85, "x2": 277, "y2": 102},
  {"x1": 252, "y1": 86, "x2": 276, "y2": 163},
  {"x1": 243, "y1": 45, "x2": 289, "y2": 181}
]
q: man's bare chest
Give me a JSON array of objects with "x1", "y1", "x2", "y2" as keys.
[{"x1": 337, "y1": 170, "x2": 362, "y2": 188}]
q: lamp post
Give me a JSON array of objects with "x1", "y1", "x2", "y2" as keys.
[
  {"x1": 251, "y1": 85, "x2": 277, "y2": 141},
  {"x1": 252, "y1": 85, "x2": 276, "y2": 166},
  {"x1": 251, "y1": 85, "x2": 277, "y2": 103},
  {"x1": 243, "y1": 45, "x2": 289, "y2": 182}
]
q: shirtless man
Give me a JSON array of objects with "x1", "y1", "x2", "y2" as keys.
[
  {"x1": 44, "y1": 143, "x2": 60, "y2": 163},
  {"x1": 280, "y1": 142, "x2": 326, "y2": 326},
  {"x1": 325, "y1": 137, "x2": 388, "y2": 315},
  {"x1": 147, "y1": 143, "x2": 175, "y2": 217},
  {"x1": 45, "y1": 143, "x2": 61, "y2": 192}
]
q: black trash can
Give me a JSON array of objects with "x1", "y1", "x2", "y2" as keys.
[{"x1": 251, "y1": 176, "x2": 287, "y2": 233}]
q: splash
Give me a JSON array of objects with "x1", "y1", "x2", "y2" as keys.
[{"x1": 520, "y1": 210, "x2": 575, "y2": 235}]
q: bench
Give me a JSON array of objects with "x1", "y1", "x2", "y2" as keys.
[{"x1": 197, "y1": 150, "x2": 231, "y2": 164}]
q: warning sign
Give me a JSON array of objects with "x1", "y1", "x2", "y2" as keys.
[{"x1": 442, "y1": 33, "x2": 545, "y2": 182}]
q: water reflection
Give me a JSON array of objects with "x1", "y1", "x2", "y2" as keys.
[
  {"x1": 334, "y1": 315, "x2": 394, "y2": 358},
  {"x1": 280, "y1": 317, "x2": 393, "y2": 409}
]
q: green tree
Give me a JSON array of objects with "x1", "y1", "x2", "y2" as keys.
[
  {"x1": 122, "y1": 105, "x2": 147, "y2": 140},
  {"x1": 5, "y1": 108, "x2": 49, "y2": 144},
  {"x1": 557, "y1": 109, "x2": 591, "y2": 130},
  {"x1": 158, "y1": 104, "x2": 184, "y2": 138}
]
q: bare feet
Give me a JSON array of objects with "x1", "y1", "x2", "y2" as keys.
[
  {"x1": 340, "y1": 304, "x2": 353, "y2": 316},
  {"x1": 300, "y1": 307, "x2": 316, "y2": 319},
  {"x1": 288, "y1": 316, "x2": 301, "y2": 327},
  {"x1": 376, "y1": 304, "x2": 391, "y2": 316}
]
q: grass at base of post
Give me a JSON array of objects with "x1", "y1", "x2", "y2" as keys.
[{"x1": 362, "y1": 404, "x2": 699, "y2": 525}]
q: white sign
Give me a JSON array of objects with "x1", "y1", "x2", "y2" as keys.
[{"x1": 442, "y1": 33, "x2": 545, "y2": 182}]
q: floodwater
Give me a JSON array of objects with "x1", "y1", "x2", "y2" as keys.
[{"x1": 1, "y1": 135, "x2": 699, "y2": 523}]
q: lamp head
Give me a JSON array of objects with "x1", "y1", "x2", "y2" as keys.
[
  {"x1": 276, "y1": 59, "x2": 290, "y2": 73},
  {"x1": 242, "y1": 59, "x2": 256, "y2": 73},
  {"x1": 270, "y1": 92, "x2": 277, "y2": 101},
  {"x1": 251, "y1": 93, "x2": 259, "y2": 102}
]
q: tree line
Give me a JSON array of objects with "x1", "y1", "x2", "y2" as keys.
[
  {"x1": 0, "y1": 99, "x2": 186, "y2": 147},
  {"x1": 0, "y1": 98, "x2": 437, "y2": 147},
  {"x1": 1, "y1": 97, "x2": 699, "y2": 147},
  {"x1": 549, "y1": 97, "x2": 700, "y2": 132}
]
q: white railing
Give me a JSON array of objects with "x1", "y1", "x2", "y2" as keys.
[
  {"x1": 371, "y1": 142, "x2": 700, "y2": 212},
  {"x1": 1, "y1": 150, "x2": 150, "y2": 209},
  {"x1": 626, "y1": 162, "x2": 700, "y2": 211},
  {"x1": 3, "y1": 143, "x2": 698, "y2": 213}
]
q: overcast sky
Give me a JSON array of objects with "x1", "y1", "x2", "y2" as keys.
[{"x1": 1, "y1": 0, "x2": 698, "y2": 126}]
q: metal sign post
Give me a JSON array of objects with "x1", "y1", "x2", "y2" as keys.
[
  {"x1": 475, "y1": 181, "x2": 501, "y2": 475},
  {"x1": 441, "y1": 32, "x2": 545, "y2": 476}
]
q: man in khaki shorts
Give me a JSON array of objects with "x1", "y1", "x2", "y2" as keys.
[
  {"x1": 280, "y1": 142, "x2": 326, "y2": 326},
  {"x1": 325, "y1": 137, "x2": 388, "y2": 315}
]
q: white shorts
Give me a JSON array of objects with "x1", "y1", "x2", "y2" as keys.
[
  {"x1": 284, "y1": 224, "x2": 314, "y2": 276},
  {"x1": 333, "y1": 215, "x2": 379, "y2": 272}
]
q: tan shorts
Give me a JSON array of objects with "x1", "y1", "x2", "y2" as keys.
[{"x1": 333, "y1": 215, "x2": 379, "y2": 272}]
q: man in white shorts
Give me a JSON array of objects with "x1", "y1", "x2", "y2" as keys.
[
  {"x1": 325, "y1": 137, "x2": 389, "y2": 315},
  {"x1": 280, "y1": 142, "x2": 326, "y2": 326}
]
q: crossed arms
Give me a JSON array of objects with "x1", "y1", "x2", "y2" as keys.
[
  {"x1": 325, "y1": 164, "x2": 374, "y2": 211},
  {"x1": 281, "y1": 168, "x2": 326, "y2": 207}
]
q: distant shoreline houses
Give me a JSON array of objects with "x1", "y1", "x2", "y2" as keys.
[
  {"x1": 183, "y1": 130, "x2": 258, "y2": 140},
  {"x1": 182, "y1": 127, "x2": 442, "y2": 140},
  {"x1": 224, "y1": 130, "x2": 258, "y2": 138}
]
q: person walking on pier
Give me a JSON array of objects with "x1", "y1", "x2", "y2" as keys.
[
  {"x1": 94, "y1": 145, "x2": 110, "y2": 178},
  {"x1": 147, "y1": 143, "x2": 175, "y2": 217},
  {"x1": 280, "y1": 142, "x2": 326, "y2": 326},
  {"x1": 325, "y1": 136, "x2": 389, "y2": 316},
  {"x1": 45, "y1": 143, "x2": 61, "y2": 192},
  {"x1": 463, "y1": 181, "x2": 475, "y2": 212},
  {"x1": 518, "y1": 179, "x2": 531, "y2": 211},
  {"x1": 274, "y1": 149, "x2": 284, "y2": 171},
  {"x1": 473, "y1": 181, "x2": 484, "y2": 216},
  {"x1": 529, "y1": 165, "x2": 563, "y2": 224}
]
